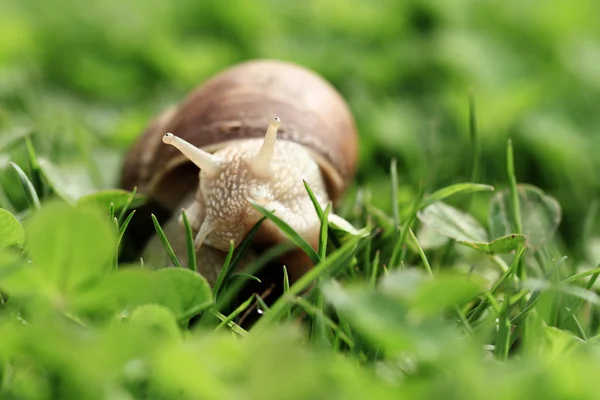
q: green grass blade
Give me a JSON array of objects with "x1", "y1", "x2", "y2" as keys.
[
  {"x1": 215, "y1": 295, "x2": 255, "y2": 331},
  {"x1": 507, "y1": 139, "x2": 525, "y2": 283},
  {"x1": 108, "y1": 202, "x2": 115, "y2": 225},
  {"x1": 370, "y1": 250, "x2": 380, "y2": 287},
  {"x1": 467, "y1": 245, "x2": 527, "y2": 323},
  {"x1": 118, "y1": 210, "x2": 136, "y2": 241},
  {"x1": 180, "y1": 210, "x2": 197, "y2": 271},
  {"x1": 9, "y1": 162, "x2": 41, "y2": 210},
  {"x1": 251, "y1": 233, "x2": 366, "y2": 333},
  {"x1": 569, "y1": 313, "x2": 587, "y2": 340},
  {"x1": 295, "y1": 297, "x2": 354, "y2": 349},
  {"x1": 389, "y1": 185, "x2": 423, "y2": 268},
  {"x1": 494, "y1": 291, "x2": 512, "y2": 360},
  {"x1": 283, "y1": 265, "x2": 291, "y2": 320},
  {"x1": 250, "y1": 200, "x2": 320, "y2": 264},
  {"x1": 305, "y1": 180, "x2": 343, "y2": 250},
  {"x1": 214, "y1": 242, "x2": 293, "y2": 314},
  {"x1": 511, "y1": 290, "x2": 543, "y2": 326},
  {"x1": 559, "y1": 267, "x2": 600, "y2": 327},
  {"x1": 506, "y1": 139, "x2": 523, "y2": 235},
  {"x1": 283, "y1": 265, "x2": 290, "y2": 293},
  {"x1": 255, "y1": 294, "x2": 270, "y2": 315},
  {"x1": 408, "y1": 227, "x2": 433, "y2": 277},
  {"x1": 114, "y1": 209, "x2": 136, "y2": 270},
  {"x1": 24, "y1": 137, "x2": 43, "y2": 198},
  {"x1": 229, "y1": 273, "x2": 261, "y2": 284},
  {"x1": 562, "y1": 267, "x2": 600, "y2": 284},
  {"x1": 310, "y1": 284, "x2": 329, "y2": 347},
  {"x1": 319, "y1": 203, "x2": 331, "y2": 261},
  {"x1": 177, "y1": 299, "x2": 213, "y2": 323},
  {"x1": 364, "y1": 233, "x2": 373, "y2": 278},
  {"x1": 117, "y1": 186, "x2": 138, "y2": 223},
  {"x1": 469, "y1": 91, "x2": 481, "y2": 183},
  {"x1": 303, "y1": 180, "x2": 324, "y2": 220},
  {"x1": 390, "y1": 158, "x2": 400, "y2": 231},
  {"x1": 208, "y1": 309, "x2": 248, "y2": 336},
  {"x1": 420, "y1": 183, "x2": 494, "y2": 209},
  {"x1": 151, "y1": 214, "x2": 183, "y2": 268},
  {"x1": 212, "y1": 240, "x2": 235, "y2": 300},
  {"x1": 229, "y1": 217, "x2": 266, "y2": 270},
  {"x1": 213, "y1": 217, "x2": 268, "y2": 303}
]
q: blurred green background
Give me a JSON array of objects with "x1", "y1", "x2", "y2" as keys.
[{"x1": 1, "y1": 0, "x2": 599, "y2": 249}]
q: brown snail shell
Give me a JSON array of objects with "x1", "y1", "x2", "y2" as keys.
[
  {"x1": 121, "y1": 59, "x2": 358, "y2": 211},
  {"x1": 120, "y1": 59, "x2": 358, "y2": 297}
]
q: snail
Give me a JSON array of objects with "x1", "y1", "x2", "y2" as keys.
[{"x1": 120, "y1": 59, "x2": 358, "y2": 290}]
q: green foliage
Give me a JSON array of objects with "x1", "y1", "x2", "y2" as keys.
[
  {"x1": 0, "y1": 208, "x2": 24, "y2": 248},
  {"x1": 490, "y1": 184, "x2": 562, "y2": 250},
  {"x1": 418, "y1": 201, "x2": 526, "y2": 254},
  {"x1": 1, "y1": 0, "x2": 600, "y2": 398}
]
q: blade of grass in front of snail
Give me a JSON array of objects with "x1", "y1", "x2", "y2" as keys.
[
  {"x1": 9, "y1": 162, "x2": 40, "y2": 210},
  {"x1": 114, "y1": 209, "x2": 136, "y2": 270},
  {"x1": 150, "y1": 214, "x2": 183, "y2": 268},
  {"x1": 251, "y1": 232, "x2": 366, "y2": 333},
  {"x1": 118, "y1": 209, "x2": 136, "y2": 242},
  {"x1": 294, "y1": 297, "x2": 354, "y2": 349},
  {"x1": 110, "y1": 203, "x2": 119, "y2": 270},
  {"x1": 24, "y1": 136, "x2": 45, "y2": 199},
  {"x1": 310, "y1": 281, "x2": 329, "y2": 348},
  {"x1": 229, "y1": 272, "x2": 261, "y2": 284},
  {"x1": 212, "y1": 240, "x2": 235, "y2": 300},
  {"x1": 254, "y1": 235, "x2": 366, "y2": 331},
  {"x1": 390, "y1": 158, "x2": 400, "y2": 233},
  {"x1": 213, "y1": 242, "x2": 294, "y2": 316},
  {"x1": 255, "y1": 293, "x2": 270, "y2": 315},
  {"x1": 117, "y1": 186, "x2": 138, "y2": 223},
  {"x1": 283, "y1": 265, "x2": 291, "y2": 320},
  {"x1": 319, "y1": 203, "x2": 331, "y2": 261},
  {"x1": 208, "y1": 309, "x2": 248, "y2": 337},
  {"x1": 212, "y1": 216, "x2": 267, "y2": 303},
  {"x1": 304, "y1": 180, "x2": 342, "y2": 249},
  {"x1": 303, "y1": 180, "x2": 324, "y2": 219},
  {"x1": 249, "y1": 200, "x2": 321, "y2": 264},
  {"x1": 177, "y1": 299, "x2": 214, "y2": 325},
  {"x1": 215, "y1": 294, "x2": 255, "y2": 331},
  {"x1": 180, "y1": 209, "x2": 197, "y2": 271},
  {"x1": 108, "y1": 202, "x2": 115, "y2": 225}
]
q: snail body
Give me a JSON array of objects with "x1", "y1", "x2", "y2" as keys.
[{"x1": 121, "y1": 59, "x2": 358, "y2": 285}]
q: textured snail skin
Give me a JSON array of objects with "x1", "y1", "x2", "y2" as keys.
[
  {"x1": 120, "y1": 59, "x2": 358, "y2": 287},
  {"x1": 186, "y1": 137, "x2": 328, "y2": 251}
]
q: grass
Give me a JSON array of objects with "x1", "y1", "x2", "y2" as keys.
[
  {"x1": 2, "y1": 0, "x2": 600, "y2": 398},
  {"x1": 1, "y1": 129, "x2": 599, "y2": 399}
]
